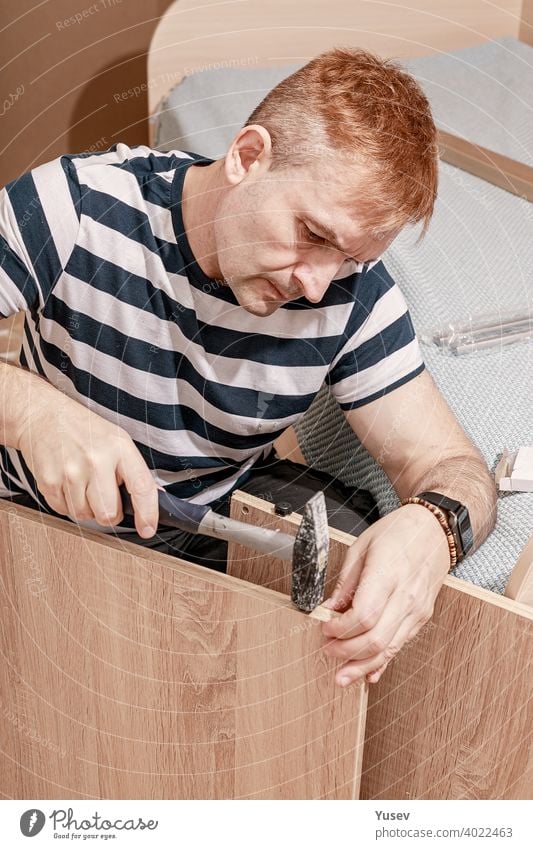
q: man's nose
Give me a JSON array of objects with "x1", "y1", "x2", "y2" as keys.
[{"x1": 291, "y1": 256, "x2": 344, "y2": 303}]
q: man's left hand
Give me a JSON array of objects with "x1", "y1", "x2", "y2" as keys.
[{"x1": 321, "y1": 503, "x2": 451, "y2": 687}]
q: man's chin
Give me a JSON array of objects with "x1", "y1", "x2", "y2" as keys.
[
  {"x1": 241, "y1": 299, "x2": 281, "y2": 317},
  {"x1": 235, "y1": 278, "x2": 285, "y2": 316}
]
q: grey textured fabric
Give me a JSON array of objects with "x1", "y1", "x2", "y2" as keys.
[
  {"x1": 154, "y1": 38, "x2": 533, "y2": 593},
  {"x1": 402, "y1": 37, "x2": 533, "y2": 166},
  {"x1": 155, "y1": 64, "x2": 300, "y2": 157}
]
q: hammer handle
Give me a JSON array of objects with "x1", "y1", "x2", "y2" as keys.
[
  {"x1": 119, "y1": 484, "x2": 295, "y2": 560},
  {"x1": 120, "y1": 483, "x2": 209, "y2": 533}
]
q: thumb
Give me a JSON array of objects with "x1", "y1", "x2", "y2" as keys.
[
  {"x1": 323, "y1": 541, "x2": 366, "y2": 611},
  {"x1": 118, "y1": 452, "x2": 159, "y2": 538}
]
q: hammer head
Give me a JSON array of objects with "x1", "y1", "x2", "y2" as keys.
[{"x1": 291, "y1": 491, "x2": 329, "y2": 612}]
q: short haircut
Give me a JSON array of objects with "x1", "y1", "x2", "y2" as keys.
[{"x1": 244, "y1": 47, "x2": 439, "y2": 235}]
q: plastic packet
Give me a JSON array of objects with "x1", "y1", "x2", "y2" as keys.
[{"x1": 421, "y1": 308, "x2": 533, "y2": 355}]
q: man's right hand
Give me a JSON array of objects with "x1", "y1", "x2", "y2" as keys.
[{"x1": 16, "y1": 394, "x2": 159, "y2": 538}]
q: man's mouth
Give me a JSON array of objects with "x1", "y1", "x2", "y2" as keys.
[{"x1": 265, "y1": 280, "x2": 299, "y2": 301}]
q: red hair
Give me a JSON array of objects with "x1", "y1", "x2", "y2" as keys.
[{"x1": 245, "y1": 47, "x2": 438, "y2": 234}]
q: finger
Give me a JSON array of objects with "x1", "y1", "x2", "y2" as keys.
[
  {"x1": 323, "y1": 551, "x2": 396, "y2": 641},
  {"x1": 322, "y1": 584, "x2": 393, "y2": 643},
  {"x1": 323, "y1": 584, "x2": 406, "y2": 661},
  {"x1": 322, "y1": 547, "x2": 400, "y2": 639},
  {"x1": 323, "y1": 540, "x2": 367, "y2": 612},
  {"x1": 43, "y1": 488, "x2": 71, "y2": 517},
  {"x1": 363, "y1": 596, "x2": 436, "y2": 683},
  {"x1": 366, "y1": 663, "x2": 388, "y2": 684},
  {"x1": 334, "y1": 614, "x2": 422, "y2": 688},
  {"x1": 118, "y1": 451, "x2": 158, "y2": 538},
  {"x1": 62, "y1": 476, "x2": 93, "y2": 523},
  {"x1": 85, "y1": 471, "x2": 124, "y2": 527}
]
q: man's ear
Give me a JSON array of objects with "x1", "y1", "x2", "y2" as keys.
[{"x1": 224, "y1": 125, "x2": 272, "y2": 186}]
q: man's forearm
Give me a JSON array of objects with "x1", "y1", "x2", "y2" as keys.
[
  {"x1": 0, "y1": 361, "x2": 63, "y2": 450},
  {"x1": 398, "y1": 453, "x2": 497, "y2": 553}
]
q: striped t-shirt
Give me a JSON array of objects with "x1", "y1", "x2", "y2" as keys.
[{"x1": 0, "y1": 144, "x2": 425, "y2": 531}]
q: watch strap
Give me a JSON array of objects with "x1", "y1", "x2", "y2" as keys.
[
  {"x1": 417, "y1": 490, "x2": 473, "y2": 561},
  {"x1": 400, "y1": 496, "x2": 458, "y2": 571},
  {"x1": 417, "y1": 491, "x2": 463, "y2": 514}
]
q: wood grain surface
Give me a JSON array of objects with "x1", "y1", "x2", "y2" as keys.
[
  {"x1": 228, "y1": 492, "x2": 533, "y2": 800},
  {"x1": 0, "y1": 499, "x2": 366, "y2": 799},
  {"x1": 363, "y1": 583, "x2": 533, "y2": 799}
]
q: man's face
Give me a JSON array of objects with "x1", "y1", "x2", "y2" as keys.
[{"x1": 212, "y1": 158, "x2": 397, "y2": 317}]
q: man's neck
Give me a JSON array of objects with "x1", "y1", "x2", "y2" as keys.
[{"x1": 182, "y1": 161, "x2": 224, "y2": 280}]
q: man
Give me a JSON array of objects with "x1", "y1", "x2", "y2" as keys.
[{"x1": 0, "y1": 48, "x2": 496, "y2": 687}]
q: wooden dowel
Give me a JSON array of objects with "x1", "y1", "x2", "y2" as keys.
[{"x1": 438, "y1": 130, "x2": 533, "y2": 202}]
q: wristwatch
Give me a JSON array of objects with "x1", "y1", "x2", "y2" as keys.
[{"x1": 416, "y1": 491, "x2": 474, "y2": 562}]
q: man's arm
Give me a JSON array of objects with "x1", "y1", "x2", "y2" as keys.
[
  {"x1": 321, "y1": 367, "x2": 497, "y2": 687},
  {"x1": 345, "y1": 367, "x2": 497, "y2": 550},
  {"x1": 0, "y1": 159, "x2": 159, "y2": 535},
  {"x1": 0, "y1": 360, "x2": 62, "y2": 449}
]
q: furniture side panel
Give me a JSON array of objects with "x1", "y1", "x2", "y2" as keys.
[{"x1": 0, "y1": 503, "x2": 364, "y2": 799}]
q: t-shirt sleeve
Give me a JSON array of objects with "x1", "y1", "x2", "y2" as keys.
[
  {"x1": 0, "y1": 156, "x2": 81, "y2": 317},
  {"x1": 327, "y1": 260, "x2": 425, "y2": 409}
]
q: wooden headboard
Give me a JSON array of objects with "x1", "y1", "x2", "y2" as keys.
[{"x1": 147, "y1": 0, "x2": 533, "y2": 140}]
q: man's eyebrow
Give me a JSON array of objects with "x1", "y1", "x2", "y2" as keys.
[{"x1": 306, "y1": 218, "x2": 346, "y2": 252}]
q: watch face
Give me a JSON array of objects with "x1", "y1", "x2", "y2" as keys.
[
  {"x1": 458, "y1": 508, "x2": 474, "y2": 555},
  {"x1": 447, "y1": 507, "x2": 473, "y2": 558}
]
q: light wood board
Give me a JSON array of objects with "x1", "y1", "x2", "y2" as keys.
[
  {"x1": 505, "y1": 532, "x2": 533, "y2": 606},
  {"x1": 148, "y1": 0, "x2": 523, "y2": 127},
  {"x1": 0, "y1": 499, "x2": 366, "y2": 799},
  {"x1": 438, "y1": 130, "x2": 533, "y2": 202},
  {"x1": 229, "y1": 491, "x2": 533, "y2": 799},
  {"x1": 520, "y1": 0, "x2": 533, "y2": 45}
]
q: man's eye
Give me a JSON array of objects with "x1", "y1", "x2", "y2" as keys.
[{"x1": 300, "y1": 223, "x2": 326, "y2": 244}]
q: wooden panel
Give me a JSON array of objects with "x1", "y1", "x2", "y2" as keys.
[
  {"x1": 520, "y1": 0, "x2": 533, "y2": 44},
  {"x1": 505, "y1": 532, "x2": 533, "y2": 606},
  {"x1": 439, "y1": 130, "x2": 533, "y2": 201},
  {"x1": 228, "y1": 493, "x2": 533, "y2": 799},
  {"x1": 148, "y1": 0, "x2": 521, "y2": 124},
  {"x1": 0, "y1": 500, "x2": 365, "y2": 799},
  {"x1": 363, "y1": 584, "x2": 533, "y2": 799},
  {"x1": 227, "y1": 491, "x2": 365, "y2": 797}
]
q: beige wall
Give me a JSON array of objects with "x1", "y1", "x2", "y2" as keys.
[
  {"x1": 520, "y1": 0, "x2": 533, "y2": 43},
  {"x1": 1, "y1": 0, "x2": 173, "y2": 360},
  {"x1": 1, "y1": 0, "x2": 173, "y2": 188}
]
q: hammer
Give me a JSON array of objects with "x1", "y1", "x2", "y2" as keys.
[{"x1": 119, "y1": 485, "x2": 329, "y2": 612}]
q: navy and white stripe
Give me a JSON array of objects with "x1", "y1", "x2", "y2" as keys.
[{"x1": 0, "y1": 143, "x2": 424, "y2": 529}]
